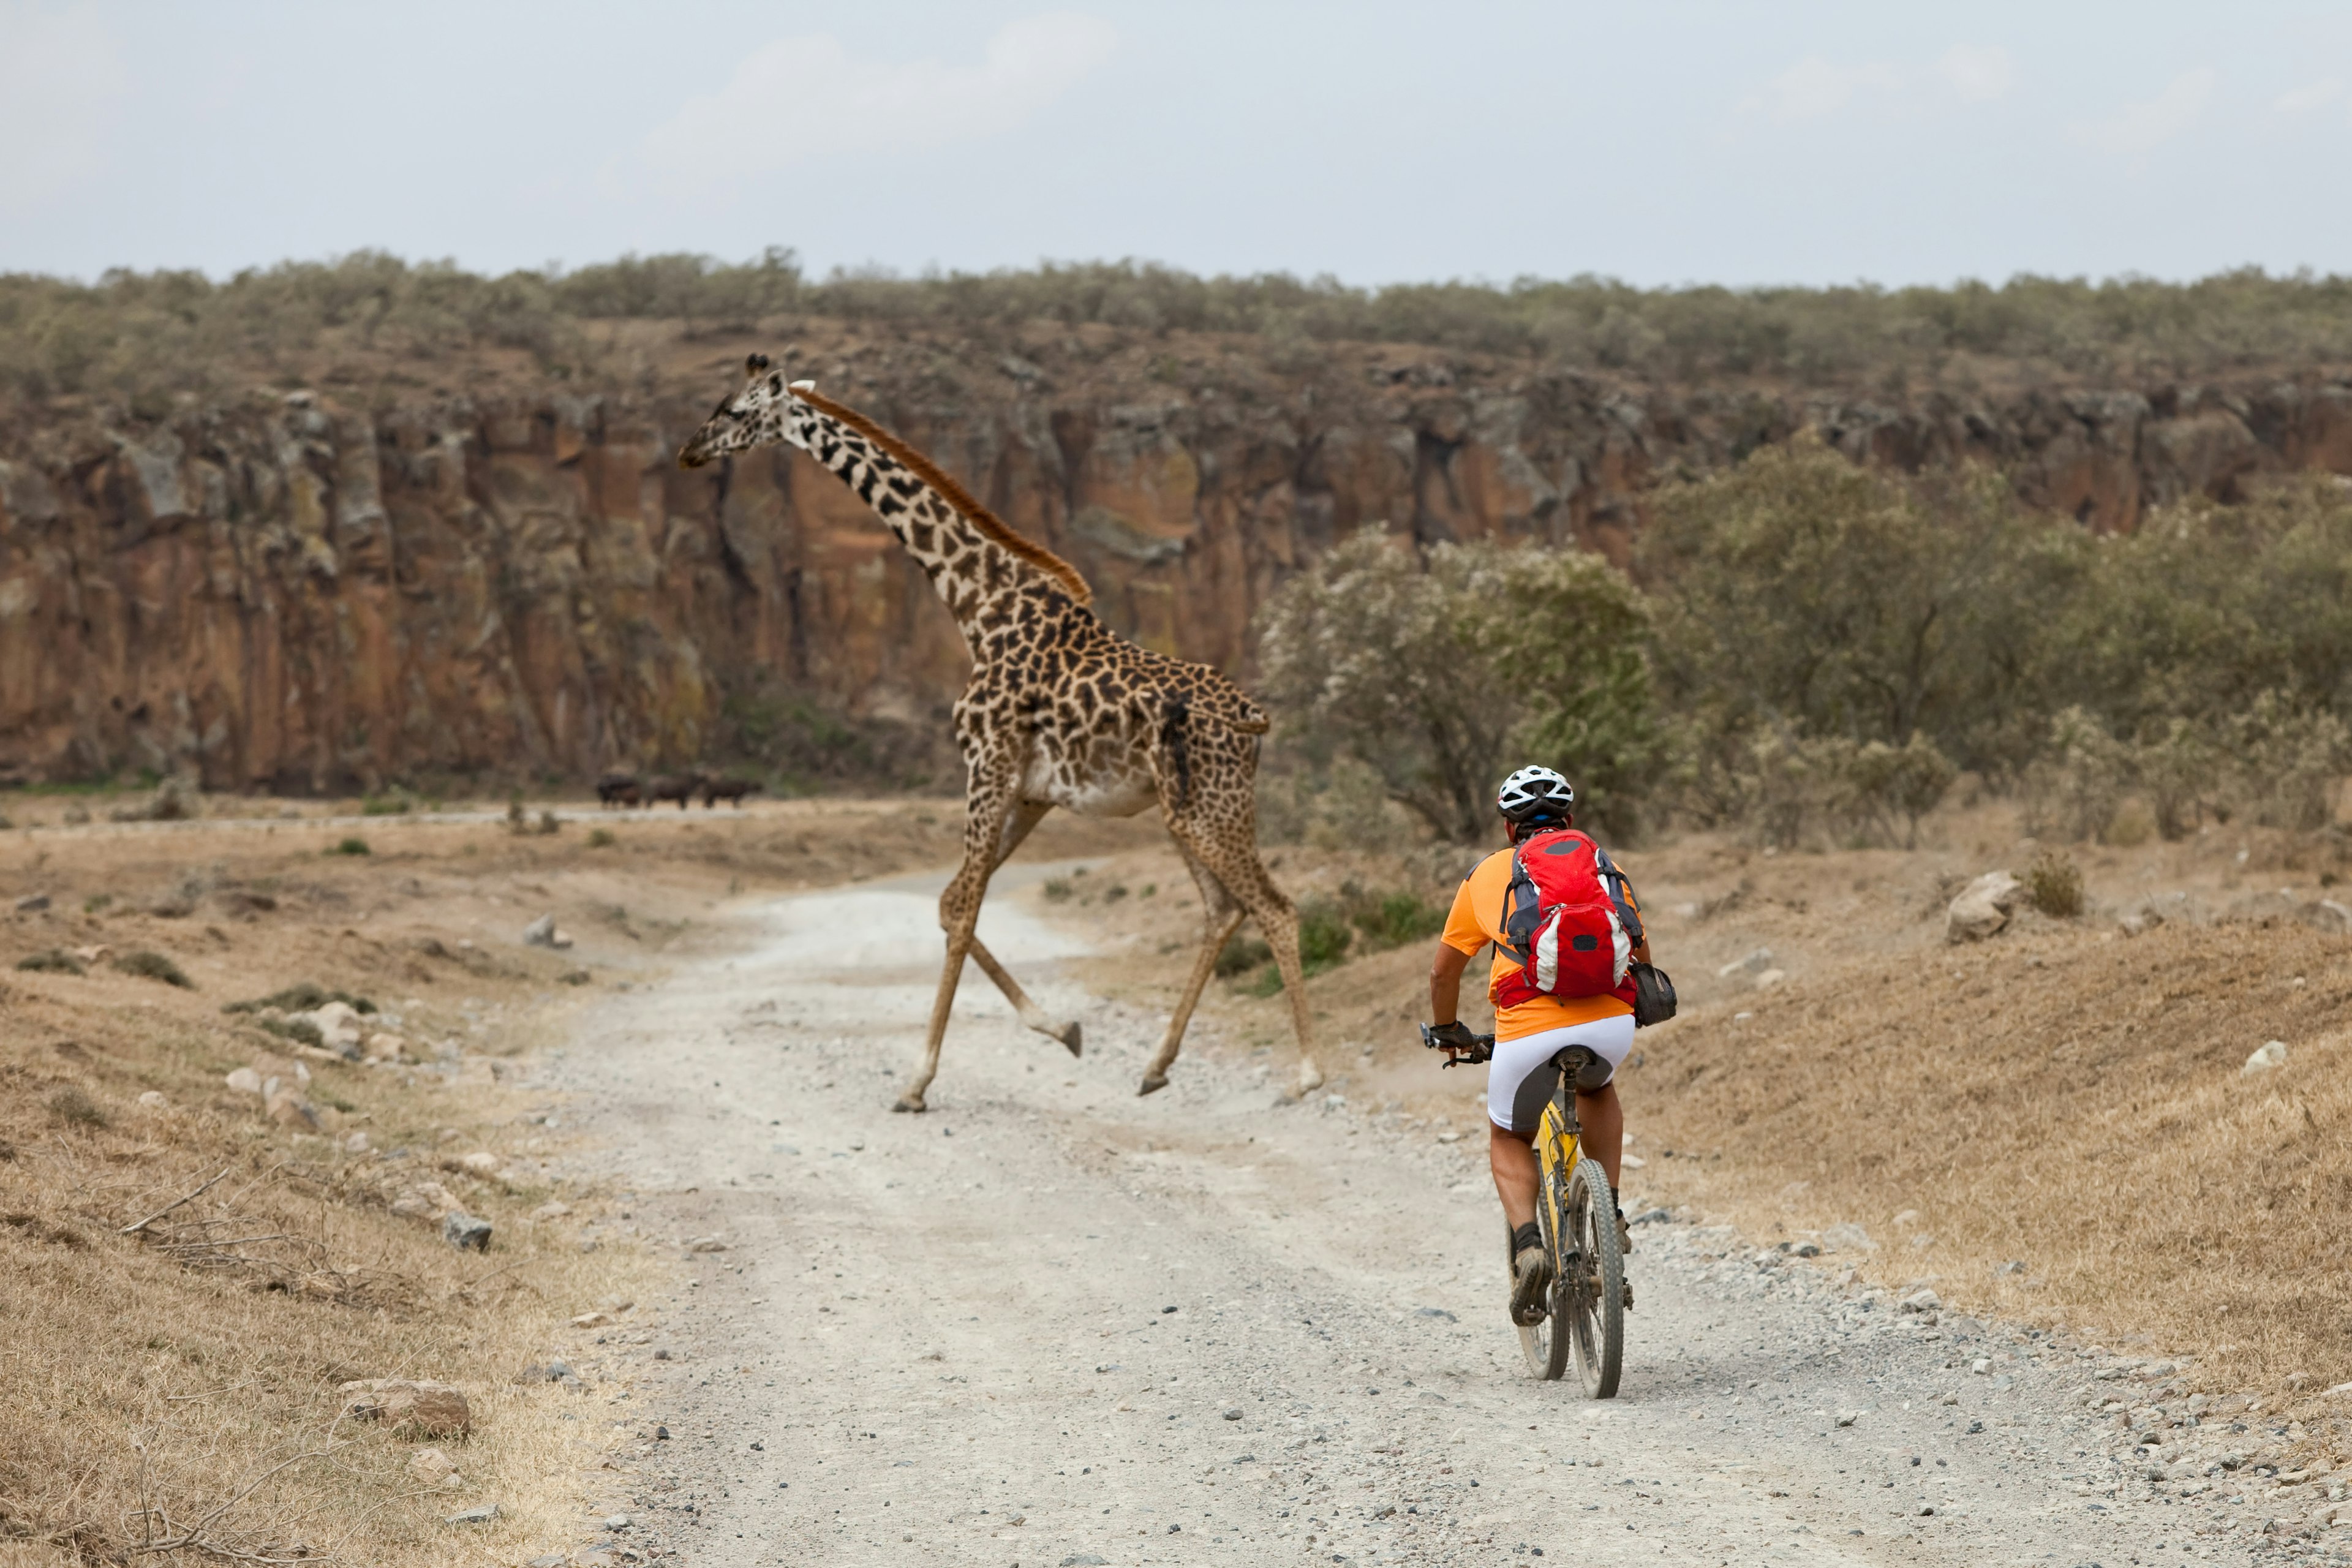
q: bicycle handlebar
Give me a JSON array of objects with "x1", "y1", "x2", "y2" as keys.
[{"x1": 1419, "y1": 1022, "x2": 1495, "y2": 1068}]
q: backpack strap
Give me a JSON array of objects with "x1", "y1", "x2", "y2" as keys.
[
  {"x1": 1498, "y1": 846, "x2": 1540, "y2": 967},
  {"x1": 1593, "y1": 844, "x2": 1644, "y2": 949}
]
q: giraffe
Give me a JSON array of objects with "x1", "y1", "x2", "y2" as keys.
[{"x1": 678, "y1": 356, "x2": 1325, "y2": 1110}]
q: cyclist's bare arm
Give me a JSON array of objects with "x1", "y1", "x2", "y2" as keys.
[{"x1": 1430, "y1": 941, "x2": 1473, "y2": 1026}]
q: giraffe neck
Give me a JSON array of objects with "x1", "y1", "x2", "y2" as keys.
[{"x1": 785, "y1": 396, "x2": 1089, "y2": 635}]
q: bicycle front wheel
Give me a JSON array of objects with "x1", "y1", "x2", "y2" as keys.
[
  {"x1": 1510, "y1": 1204, "x2": 1569, "y2": 1381},
  {"x1": 1562, "y1": 1161, "x2": 1624, "y2": 1398}
]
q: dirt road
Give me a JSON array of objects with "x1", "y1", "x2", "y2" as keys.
[{"x1": 545, "y1": 870, "x2": 2271, "y2": 1567}]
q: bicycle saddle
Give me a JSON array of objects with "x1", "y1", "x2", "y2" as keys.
[{"x1": 1551, "y1": 1046, "x2": 1614, "y2": 1094}]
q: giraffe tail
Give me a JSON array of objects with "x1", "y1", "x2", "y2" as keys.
[{"x1": 1159, "y1": 695, "x2": 1194, "y2": 810}]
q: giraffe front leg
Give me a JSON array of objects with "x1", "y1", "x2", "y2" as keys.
[
  {"x1": 897, "y1": 769, "x2": 1018, "y2": 1112},
  {"x1": 897, "y1": 926, "x2": 973, "y2": 1114}
]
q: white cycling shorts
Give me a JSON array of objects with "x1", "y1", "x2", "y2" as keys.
[{"x1": 1486, "y1": 1014, "x2": 1637, "y2": 1133}]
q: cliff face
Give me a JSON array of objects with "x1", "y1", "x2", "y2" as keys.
[{"x1": 4, "y1": 331, "x2": 2351, "y2": 790}]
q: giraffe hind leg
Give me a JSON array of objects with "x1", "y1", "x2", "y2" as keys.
[
  {"x1": 1158, "y1": 813, "x2": 1322, "y2": 1098},
  {"x1": 1138, "y1": 842, "x2": 1244, "y2": 1096}
]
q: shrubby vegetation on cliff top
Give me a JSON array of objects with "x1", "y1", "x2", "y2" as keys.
[
  {"x1": 9, "y1": 249, "x2": 2352, "y2": 405},
  {"x1": 1256, "y1": 446, "x2": 2352, "y2": 848}
]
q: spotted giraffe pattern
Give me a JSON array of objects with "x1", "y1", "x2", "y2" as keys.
[{"x1": 680, "y1": 356, "x2": 1323, "y2": 1107}]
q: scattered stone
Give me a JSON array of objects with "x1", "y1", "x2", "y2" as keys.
[
  {"x1": 407, "y1": 1447, "x2": 461, "y2": 1487},
  {"x1": 13, "y1": 893, "x2": 50, "y2": 913},
  {"x1": 224, "y1": 1066, "x2": 263, "y2": 1095},
  {"x1": 1061, "y1": 1557, "x2": 1107, "y2": 1567},
  {"x1": 340, "y1": 1379, "x2": 472, "y2": 1436},
  {"x1": 1753, "y1": 968, "x2": 1787, "y2": 989},
  {"x1": 1898, "y1": 1289, "x2": 1942, "y2": 1314},
  {"x1": 1946, "y1": 871, "x2": 2025, "y2": 943},
  {"x1": 363, "y1": 1031, "x2": 407, "y2": 1062},
  {"x1": 459, "y1": 1151, "x2": 502, "y2": 1175},
  {"x1": 604, "y1": 1514, "x2": 632, "y2": 1529},
  {"x1": 1972, "y1": 1358, "x2": 1992, "y2": 1375},
  {"x1": 443, "y1": 1504, "x2": 499, "y2": 1526},
  {"x1": 1787, "y1": 1240, "x2": 1820, "y2": 1257},
  {"x1": 1823, "y1": 1223, "x2": 1874, "y2": 1252},
  {"x1": 571, "y1": 1311, "x2": 612, "y2": 1329},
  {"x1": 292, "y1": 1001, "x2": 366, "y2": 1058},
  {"x1": 137, "y1": 1090, "x2": 167, "y2": 1109},
  {"x1": 266, "y1": 1091, "x2": 322, "y2": 1131},
  {"x1": 342, "y1": 1131, "x2": 369, "y2": 1153},
  {"x1": 530, "y1": 1201, "x2": 572, "y2": 1223},
  {"x1": 1716, "y1": 948, "x2": 1774, "y2": 978},
  {"x1": 528, "y1": 1556, "x2": 568, "y2": 1568},
  {"x1": 1835, "y1": 1411, "x2": 1860, "y2": 1427},
  {"x1": 522, "y1": 914, "x2": 573, "y2": 949},
  {"x1": 2299, "y1": 899, "x2": 2352, "y2": 936},
  {"x1": 1223, "y1": 1408, "x2": 1243, "y2": 1420},
  {"x1": 442, "y1": 1212, "x2": 492, "y2": 1251},
  {"x1": 1416, "y1": 1306, "x2": 1458, "y2": 1322},
  {"x1": 2243, "y1": 1040, "x2": 2288, "y2": 1076},
  {"x1": 687, "y1": 1236, "x2": 728, "y2": 1253}
]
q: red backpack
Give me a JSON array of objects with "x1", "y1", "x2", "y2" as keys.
[{"x1": 1490, "y1": 828, "x2": 1643, "y2": 1009}]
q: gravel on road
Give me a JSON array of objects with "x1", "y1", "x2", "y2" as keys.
[{"x1": 538, "y1": 873, "x2": 2312, "y2": 1567}]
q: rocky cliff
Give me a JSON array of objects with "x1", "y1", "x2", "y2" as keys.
[{"x1": 5, "y1": 323, "x2": 2351, "y2": 790}]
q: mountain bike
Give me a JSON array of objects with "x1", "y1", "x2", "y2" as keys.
[{"x1": 1424, "y1": 1027, "x2": 1626, "y2": 1396}]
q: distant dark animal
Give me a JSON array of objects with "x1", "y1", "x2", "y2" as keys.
[
  {"x1": 648, "y1": 773, "x2": 704, "y2": 810},
  {"x1": 701, "y1": 777, "x2": 763, "y2": 809},
  {"x1": 596, "y1": 772, "x2": 641, "y2": 808}
]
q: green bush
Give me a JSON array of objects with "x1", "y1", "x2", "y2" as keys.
[
  {"x1": 2026, "y1": 851, "x2": 2086, "y2": 918},
  {"x1": 15, "y1": 949, "x2": 85, "y2": 976},
  {"x1": 1257, "y1": 528, "x2": 1656, "y2": 841},
  {"x1": 586, "y1": 827, "x2": 616, "y2": 848},
  {"x1": 328, "y1": 837, "x2": 370, "y2": 856},
  {"x1": 256, "y1": 1016, "x2": 325, "y2": 1049},
  {"x1": 1214, "y1": 934, "x2": 1272, "y2": 978},
  {"x1": 360, "y1": 795, "x2": 411, "y2": 816},
  {"x1": 47, "y1": 1087, "x2": 105, "y2": 1128},
  {"x1": 222, "y1": 982, "x2": 374, "y2": 1016},
  {"x1": 113, "y1": 950, "x2": 193, "y2": 989}
]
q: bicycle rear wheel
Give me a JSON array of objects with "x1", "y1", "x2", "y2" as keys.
[
  {"x1": 1511, "y1": 1186, "x2": 1570, "y2": 1381},
  {"x1": 1562, "y1": 1160, "x2": 1624, "y2": 1398}
]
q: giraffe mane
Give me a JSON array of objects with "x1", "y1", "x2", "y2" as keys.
[{"x1": 796, "y1": 388, "x2": 1094, "y2": 608}]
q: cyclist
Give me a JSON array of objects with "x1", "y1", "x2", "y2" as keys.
[{"x1": 1427, "y1": 766, "x2": 1648, "y2": 1321}]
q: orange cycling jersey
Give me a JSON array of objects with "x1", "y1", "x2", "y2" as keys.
[{"x1": 1442, "y1": 846, "x2": 1638, "y2": 1042}]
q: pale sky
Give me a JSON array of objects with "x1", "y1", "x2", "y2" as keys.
[{"x1": 4, "y1": 0, "x2": 2350, "y2": 288}]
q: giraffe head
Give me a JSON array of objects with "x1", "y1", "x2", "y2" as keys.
[{"x1": 677, "y1": 353, "x2": 810, "y2": 468}]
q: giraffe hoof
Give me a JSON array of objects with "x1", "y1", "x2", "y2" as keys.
[
  {"x1": 1057, "y1": 1021, "x2": 1084, "y2": 1058},
  {"x1": 891, "y1": 1094, "x2": 927, "y2": 1114},
  {"x1": 1137, "y1": 1074, "x2": 1169, "y2": 1097},
  {"x1": 1295, "y1": 1061, "x2": 1325, "y2": 1095}
]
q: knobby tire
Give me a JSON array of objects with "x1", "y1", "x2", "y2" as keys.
[{"x1": 1564, "y1": 1159, "x2": 1624, "y2": 1398}]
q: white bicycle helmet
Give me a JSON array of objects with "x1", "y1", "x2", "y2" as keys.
[{"x1": 1496, "y1": 765, "x2": 1575, "y2": 825}]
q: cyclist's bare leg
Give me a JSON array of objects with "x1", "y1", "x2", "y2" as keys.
[
  {"x1": 1576, "y1": 1082, "x2": 1624, "y2": 1189},
  {"x1": 1490, "y1": 1122, "x2": 1539, "y2": 1230}
]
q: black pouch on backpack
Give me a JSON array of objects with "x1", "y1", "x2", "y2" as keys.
[{"x1": 1629, "y1": 960, "x2": 1678, "y2": 1027}]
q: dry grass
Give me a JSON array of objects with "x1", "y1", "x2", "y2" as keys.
[
  {"x1": 1625, "y1": 920, "x2": 2352, "y2": 1409},
  {"x1": 1041, "y1": 802, "x2": 2352, "y2": 1455},
  {"x1": 0, "y1": 967, "x2": 645, "y2": 1566},
  {"x1": 0, "y1": 793, "x2": 1152, "y2": 1566}
]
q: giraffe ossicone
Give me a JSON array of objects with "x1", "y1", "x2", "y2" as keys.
[{"x1": 678, "y1": 360, "x2": 1324, "y2": 1109}]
